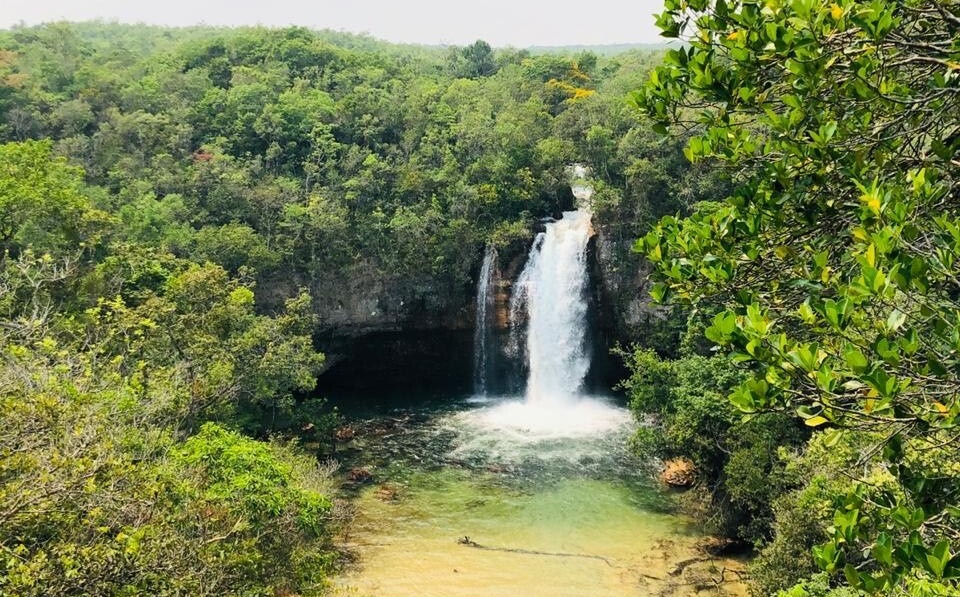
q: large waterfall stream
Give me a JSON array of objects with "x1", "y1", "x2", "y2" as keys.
[
  {"x1": 462, "y1": 197, "x2": 629, "y2": 440},
  {"x1": 516, "y1": 210, "x2": 593, "y2": 403},
  {"x1": 331, "y1": 173, "x2": 746, "y2": 597}
]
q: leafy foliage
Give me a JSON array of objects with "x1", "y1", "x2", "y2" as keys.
[
  {"x1": 0, "y1": 140, "x2": 107, "y2": 257},
  {"x1": 622, "y1": 347, "x2": 804, "y2": 545},
  {"x1": 0, "y1": 256, "x2": 337, "y2": 595},
  {"x1": 0, "y1": 23, "x2": 702, "y2": 596},
  {"x1": 0, "y1": 136, "x2": 336, "y2": 594},
  {"x1": 0, "y1": 24, "x2": 605, "y2": 302},
  {"x1": 636, "y1": 0, "x2": 960, "y2": 594}
]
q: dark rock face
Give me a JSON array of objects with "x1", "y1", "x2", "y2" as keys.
[
  {"x1": 593, "y1": 223, "x2": 668, "y2": 342},
  {"x1": 591, "y1": 220, "x2": 683, "y2": 360},
  {"x1": 267, "y1": 185, "x2": 665, "y2": 395},
  {"x1": 258, "y1": 262, "x2": 476, "y2": 395},
  {"x1": 258, "y1": 260, "x2": 474, "y2": 339},
  {"x1": 316, "y1": 328, "x2": 475, "y2": 395},
  {"x1": 311, "y1": 270, "x2": 474, "y2": 337},
  {"x1": 306, "y1": 224, "x2": 658, "y2": 395},
  {"x1": 584, "y1": 233, "x2": 630, "y2": 392}
]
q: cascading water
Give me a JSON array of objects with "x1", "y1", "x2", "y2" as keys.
[
  {"x1": 456, "y1": 169, "x2": 628, "y2": 449},
  {"x1": 332, "y1": 165, "x2": 747, "y2": 596},
  {"x1": 472, "y1": 245, "x2": 497, "y2": 396},
  {"x1": 514, "y1": 210, "x2": 593, "y2": 404}
]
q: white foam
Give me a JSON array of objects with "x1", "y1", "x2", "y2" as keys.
[
  {"x1": 441, "y1": 395, "x2": 633, "y2": 465},
  {"x1": 513, "y1": 209, "x2": 594, "y2": 404},
  {"x1": 461, "y1": 396, "x2": 630, "y2": 439}
]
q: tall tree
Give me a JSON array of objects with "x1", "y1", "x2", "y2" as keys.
[
  {"x1": 450, "y1": 39, "x2": 499, "y2": 79},
  {"x1": 0, "y1": 140, "x2": 107, "y2": 258}
]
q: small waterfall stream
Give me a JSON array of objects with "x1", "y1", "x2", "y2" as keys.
[{"x1": 472, "y1": 245, "x2": 497, "y2": 396}]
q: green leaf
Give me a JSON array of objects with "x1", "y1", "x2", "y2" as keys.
[
  {"x1": 729, "y1": 385, "x2": 758, "y2": 412},
  {"x1": 886, "y1": 309, "x2": 906, "y2": 333},
  {"x1": 844, "y1": 348, "x2": 869, "y2": 373},
  {"x1": 872, "y1": 533, "x2": 893, "y2": 566},
  {"x1": 843, "y1": 563, "x2": 861, "y2": 587},
  {"x1": 927, "y1": 541, "x2": 951, "y2": 578},
  {"x1": 813, "y1": 541, "x2": 840, "y2": 573}
]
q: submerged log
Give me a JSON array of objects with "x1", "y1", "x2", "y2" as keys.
[
  {"x1": 668, "y1": 556, "x2": 712, "y2": 576},
  {"x1": 457, "y1": 536, "x2": 615, "y2": 567}
]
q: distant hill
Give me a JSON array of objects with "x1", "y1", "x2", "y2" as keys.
[
  {"x1": 524, "y1": 42, "x2": 676, "y2": 55},
  {"x1": 1, "y1": 21, "x2": 677, "y2": 58}
]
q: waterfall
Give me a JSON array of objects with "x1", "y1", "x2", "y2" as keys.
[
  {"x1": 512, "y1": 210, "x2": 593, "y2": 404},
  {"x1": 473, "y1": 245, "x2": 497, "y2": 396},
  {"x1": 460, "y1": 171, "x2": 626, "y2": 437}
]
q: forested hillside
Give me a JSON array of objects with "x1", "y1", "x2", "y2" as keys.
[
  {"x1": 2, "y1": 26, "x2": 571, "y2": 320},
  {"x1": 0, "y1": 23, "x2": 715, "y2": 595},
  {"x1": 4, "y1": 5, "x2": 951, "y2": 595}
]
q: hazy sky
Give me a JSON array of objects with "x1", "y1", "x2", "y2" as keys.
[{"x1": 1, "y1": 0, "x2": 668, "y2": 47}]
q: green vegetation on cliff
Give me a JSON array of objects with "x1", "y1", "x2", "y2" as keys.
[{"x1": 0, "y1": 24, "x2": 597, "y2": 300}]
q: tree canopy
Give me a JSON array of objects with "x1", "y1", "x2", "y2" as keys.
[{"x1": 0, "y1": 23, "x2": 689, "y2": 595}]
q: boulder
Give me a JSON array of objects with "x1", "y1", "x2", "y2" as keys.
[{"x1": 660, "y1": 457, "x2": 697, "y2": 488}]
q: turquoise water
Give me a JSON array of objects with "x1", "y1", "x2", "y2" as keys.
[{"x1": 331, "y1": 396, "x2": 747, "y2": 597}]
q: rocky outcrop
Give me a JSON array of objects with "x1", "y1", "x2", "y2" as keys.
[
  {"x1": 596, "y1": 222, "x2": 676, "y2": 353},
  {"x1": 255, "y1": 179, "x2": 666, "y2": 393},
  {"x1": 257, "y1": 260, "x2": 478, "y2": 393},
  {"x1": 311, "y1": 267, "x2": 474, "y2": 337},
  {"x1": 307, "y1": 235, "x2": 540, "y2": 393},
  {"x1": 258, "y1": 258, "x2": 475, "y2": 339}
]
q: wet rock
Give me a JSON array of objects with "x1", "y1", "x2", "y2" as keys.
[
  {"x1": 334, "y1": 426, "x2": 356, "y2": 442},
  {"x1": 698, "y1": 536, "x2": 739, "y2": 557},
  {"x1": 373, "y1": 483, "x2": 400, "y2": 501},
  {"x1": 681, "y1": 559, "x2": 740, "y2": 593},
  {"x1": 660, "y1": 457, "x2": 697, "y2": 488},
  {"x1": 348, "y1": 467, "x2": 373, "y2": 483},
  {"x1": 593, "y1": 225, "x2": 669, "y2": 337}
]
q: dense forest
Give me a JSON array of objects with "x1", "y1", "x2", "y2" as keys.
[
  {"x1": 0, "y1": 21, "x2": 705, "y2": 596},
  {"x1": 1, "y1": 1, "x2": 959, "y2": 595}
]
